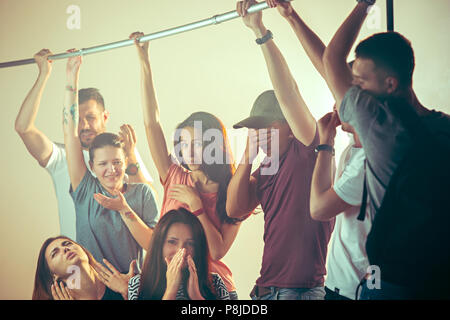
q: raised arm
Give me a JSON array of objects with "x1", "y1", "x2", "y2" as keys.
[
  {"x1": 238, "y1": 0, "x2": 317, "y2": 146},
  {"x1": 269, "y1": 0, "x2": 327, "y2": 78},
  {"x1": 118, "y1": 123, "x2": 153, "y2": 185},
  {"x1": 310, "y1": 111, "x2": 351, "y2": 221},
  {"x1": 323, "y1": 1, "x2": 371, "y2": 111},
  {"x1": 129, "y1": 32, "x2": 172, "y2": 183},
  {"x1": 226, "y1": 130, "x2": 260, "y2": 219},
  {"x1": 63, "y1": 50, "x2": 87, "y2": 191},
  {"x1": 15, "y1": 49, "x2": 55, "y2": 167}
]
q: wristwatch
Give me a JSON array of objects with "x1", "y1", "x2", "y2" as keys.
[
  {"x1": 315, "y1": 144, "x2": 335, "y2": 156},
  {"x1": 125, "y1": 162, "x2": 140, "y2": 176},
  {"x1": 256, "y1": 30, "x2": 273, "y2": 45},
  {"x1": 357, "y1": 0, "x2": 376, "y2": 5}
]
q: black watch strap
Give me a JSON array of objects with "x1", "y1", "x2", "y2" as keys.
[
  {"x1": 256, "y1": 30, "x2": 273, "y2": 45},
  {"x1": 315, "y1": 144, "x2": 335, "y2": 156}
]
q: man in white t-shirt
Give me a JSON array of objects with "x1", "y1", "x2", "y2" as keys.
[
  {"x1": 261, "y1": 0, "x2": 371, "y2": 300},
  {"x1": 15, "y1": 49, "x2": 153, "y2": 240},
  {"x1": 310, "y1": 111, "x2": 371, "y2": 300}
]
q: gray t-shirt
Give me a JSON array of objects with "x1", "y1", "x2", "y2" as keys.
[
  {"x1": 340, "y1": 86, "x2": 450, "y2": 216},
  {"x1": 70, "y1": 170, "x2": 159, "y2": 273}
]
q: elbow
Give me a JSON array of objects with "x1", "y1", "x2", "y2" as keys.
[
  {"x1": 226, "y1": 201, "x2": 247, "y2": 220},
  {"x1": 310, "y1": 208, "x2": 331, "y2": 222},
  {"x1": 310, "y1": 208, "x2": 326, "y2": 222},
  {"x1": 14, "y1": 121, "x2": 28, "y2": 136},
  {"x1": 210, "y1": 249, "x2": 225, "y2": 262},
  {"x1": 226, "y1": 202, "x2": 238, "y2": 219},
  {"x1": 310, "y1": 197, "x2": 331, "y2": 222}
]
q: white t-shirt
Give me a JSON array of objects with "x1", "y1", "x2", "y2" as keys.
[
  {"x1": 45, "y1": 142, "x2": 153, "y2": 240},
  {"x1": 325, "y1": 141, "x2": 372, "y2": 299}
]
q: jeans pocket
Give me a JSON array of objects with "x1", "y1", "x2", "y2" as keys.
[{"x1": 302, "y1": 287, "x2": 326, "y2": 300}]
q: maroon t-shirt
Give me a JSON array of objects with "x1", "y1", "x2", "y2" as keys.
[{"x1": 252, "y1": 132, "x2": 334, "y2": 288}]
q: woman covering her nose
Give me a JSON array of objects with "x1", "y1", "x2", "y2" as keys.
[{"x1": 127, "y1": 208, "x2": 230, "y2": 300}]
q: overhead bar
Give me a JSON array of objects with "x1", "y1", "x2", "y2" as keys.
[
  {"x1": 0, "y1": 1, "x2": 292, "y2": 69},
  {"x1": 387, "y1": 0, "x2": 394, "y2": 31}
]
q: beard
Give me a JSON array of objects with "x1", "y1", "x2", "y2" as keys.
[{"x1": 79, "y1": 129, "x2": 97, "y2": 149}]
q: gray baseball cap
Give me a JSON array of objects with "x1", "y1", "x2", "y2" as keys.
[{"x1": 233, "y1": 90, "x2": 286, "y2": 129}]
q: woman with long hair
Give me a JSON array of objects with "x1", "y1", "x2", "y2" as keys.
[
  {"x1": 62, "y1": 51, "x2": 159, "y2": 274},
  {"x1": 129, "y1": 31, "x2": 247, "y2": 299},
  {"x1": 32, "y1": 236, "x2": 135, "y2": 300},
  {"x1": 128, "y1": 209, "x2": 229, "y2": 300}
]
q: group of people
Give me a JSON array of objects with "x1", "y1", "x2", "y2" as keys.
[{"x1": 15, "y1": 0, "x2": 450, "y2": 300}]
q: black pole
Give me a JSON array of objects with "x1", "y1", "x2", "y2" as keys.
[{"x1": 387, "y1": 0, "x2": 394, "y2": 31}]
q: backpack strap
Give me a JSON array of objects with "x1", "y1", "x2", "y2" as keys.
[{"x1": 357, "y1": 159, "x2": 367, "y2": 221}]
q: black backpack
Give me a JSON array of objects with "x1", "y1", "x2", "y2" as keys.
[{"x1": 358, "y1": 97, "x2": 450, "y2": 299}]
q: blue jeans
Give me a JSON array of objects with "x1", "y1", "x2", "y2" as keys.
[{"x1": 251, "y1": 287, "x2": 325, "y2": 300}]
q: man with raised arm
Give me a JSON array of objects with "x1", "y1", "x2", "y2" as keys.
[
  {"x1": 266, "y1": 0, "x2": 371, "y2": 300},
  {"x1": 226, "y1": 0, "x2": 334, "y2": 300},
  {"x1": 322, "y1": 0, "x2": 450, "y2": 299},
  {"x1": 15, "y1": 49, "x2": 153, "y2": 240}
]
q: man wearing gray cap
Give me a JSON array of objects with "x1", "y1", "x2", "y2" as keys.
[{"x1": 226, "y1": 0, "x2": 334, "y2": 300}]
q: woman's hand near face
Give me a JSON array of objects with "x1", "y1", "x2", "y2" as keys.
[
  {"x1": 94, "y1": 259, "x2": 137, "y2": 300},
  {"x1": 51, "y1": 280, "x2": 74, "y2": 300},
  {"x1": 186, "y1": 255, "x2": 205, "y2": 300},
  {"x1": 168, "y1": 184, "x2": 203, "y2": 212},
  {"x1": 163, "y1": 248, "x2": 185, "y2": 300}
]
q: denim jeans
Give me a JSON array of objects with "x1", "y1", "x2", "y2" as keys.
[{"x1": 251, "y1": 286, "x2": 325, "y2": 300}]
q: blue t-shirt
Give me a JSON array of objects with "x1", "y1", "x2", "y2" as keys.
[{"x1": 70, "y1": 171, "x2": 159, "y2": 273}]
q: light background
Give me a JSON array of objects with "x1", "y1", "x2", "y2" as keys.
[{"x1": 0, "y1": 0, "x2": 449, "y2": 299}]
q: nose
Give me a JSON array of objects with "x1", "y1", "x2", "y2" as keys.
[
  {"x1": 107, "y1": 163, "x2": 116, "y2": 173},
  {"x1": 79, "y1": 117, "x2": 89, "y2": 130}
]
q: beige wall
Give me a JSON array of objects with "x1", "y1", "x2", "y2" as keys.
[{"x1": 0, "y1": 0, "x2": 449, "y2": 299}]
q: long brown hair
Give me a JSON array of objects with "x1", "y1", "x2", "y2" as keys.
[
  {"x1": 138, "y1": 208, "x2": 216, "y2": 300},
  {"x1": 32, "y1": 236, "x2": 97, "y2": 300},
  {"x1": 174, "y1": 112, "x2": 238, "y2": 225}
]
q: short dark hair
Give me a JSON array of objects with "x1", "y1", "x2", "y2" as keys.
[
  {"x1": 88, "y1": 132, "x2": 124, "y2": 162},
  {"x1": 355, "y1": 32, "x2": 415, "y2": 88},
  {"x1": 78, "y1": 88, "x2": 105, "y2": 110}
]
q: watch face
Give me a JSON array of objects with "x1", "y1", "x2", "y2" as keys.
[{"x1": 126, "y1": 163, "x2": 139, "y2": 176}]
